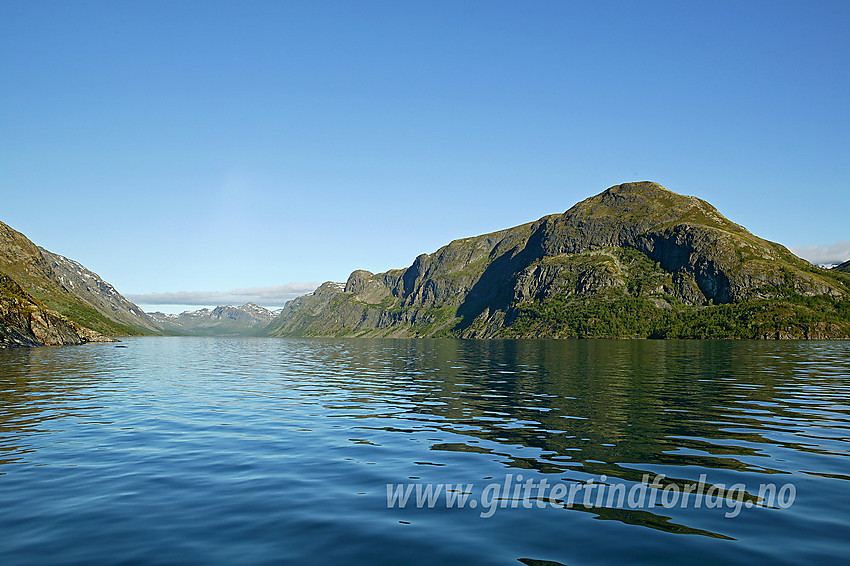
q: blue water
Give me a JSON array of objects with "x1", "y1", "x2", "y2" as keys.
[{"x1": 1, "y1": 337, "x2": 849, "y2": 565}]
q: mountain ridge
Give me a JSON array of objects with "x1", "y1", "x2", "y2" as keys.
[{"x1": 148, "y1": 303, "x2": 277, "y2": 336}]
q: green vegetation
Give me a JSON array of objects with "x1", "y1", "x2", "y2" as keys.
[
  {"x1": 45, "y1": 298, "x2": 147, "y2": 336},
  {"x1": 507, "y1": 291, "x2": 850, "y2": 339},
  {"x1": 614, "y1": 247, "x2": 669, "y2": 295}
]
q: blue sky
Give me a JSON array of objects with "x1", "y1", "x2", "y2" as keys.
[{"x1": 2, "y1": 1, "x2": 848, "y2": 312}]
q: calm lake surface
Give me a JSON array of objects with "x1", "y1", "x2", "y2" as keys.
[{"x1": 1, "y1": 337, "x2": 849, "y2": 565}]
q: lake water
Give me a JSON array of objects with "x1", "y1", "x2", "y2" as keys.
[{"x1": 1, "y1": 337, "x2": 848, "y2": 565}]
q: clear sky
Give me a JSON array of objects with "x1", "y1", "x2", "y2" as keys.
[{"x1": 2, "y1": 1, "x2": 848, "y2": 312}]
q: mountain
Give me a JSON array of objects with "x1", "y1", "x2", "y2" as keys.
[
  {"x1": 835, "y1": 260, "x2": 850, "y2": 273},
  {"x1": 147, "y1": 303, "x2": 276, "y2": 336},
  {"x1": 0, "y1": 220, "x2": 159, "y2": 346},
  {"x1": 265, "y1": 182, "x2": 850, "y2": 340}
]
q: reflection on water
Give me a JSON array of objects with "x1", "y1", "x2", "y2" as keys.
[{"x1": 1, "y1": 338, "x2": 849, "y2": 565}]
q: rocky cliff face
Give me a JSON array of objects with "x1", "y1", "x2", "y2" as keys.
[
  {"x1": 1, "y1": 273, "x2": 112, "y2": 347},
  {"x1": 0, "y1": 220, "x2": 159, "y2": 344},
  {"x1": 148, "y1": 303, "x2": 276, "y2": 336},
  {"x1": 265, "y1": 182, "x2": 850, "y2": 339}
]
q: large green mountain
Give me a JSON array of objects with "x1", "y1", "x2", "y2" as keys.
[
  {"x1": 265, "y1": 182, "x2": 850, "y2": 339},
  {"x1": 0, "y1": 220, "x2": 160, "y2": 346}
]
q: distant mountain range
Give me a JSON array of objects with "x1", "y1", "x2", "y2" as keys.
[
  {"x1": 147, "y1": 304, "x2": 277, "y2": 336},
  {"x1": 3, "y1": 181, "x2": 850, "y2": 346},
  {"x1": 265, "y1": 182, "x2": 850, "y2": 339},
  {"x1": 0, "y1": 220, "x2": 158, "y2": 346}
]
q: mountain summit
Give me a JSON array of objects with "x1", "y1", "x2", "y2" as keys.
[{"x1": 266, "y1": 182, "x2": 850, "y2": 339}]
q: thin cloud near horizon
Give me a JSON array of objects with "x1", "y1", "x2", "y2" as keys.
[
  {"x1": 127, "y1": 282, "x2": 322, "y2": 309},
  {"x1": 790, "y1": 241, "x2": 850, "y2": 266}
]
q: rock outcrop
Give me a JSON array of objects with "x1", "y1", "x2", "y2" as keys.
[
  {"x1": 264, "y1": 182, "x2": 850, "y2": 339},
  {"x1": 1, "y1": 273, "x2": 113, "y2": 347}
]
